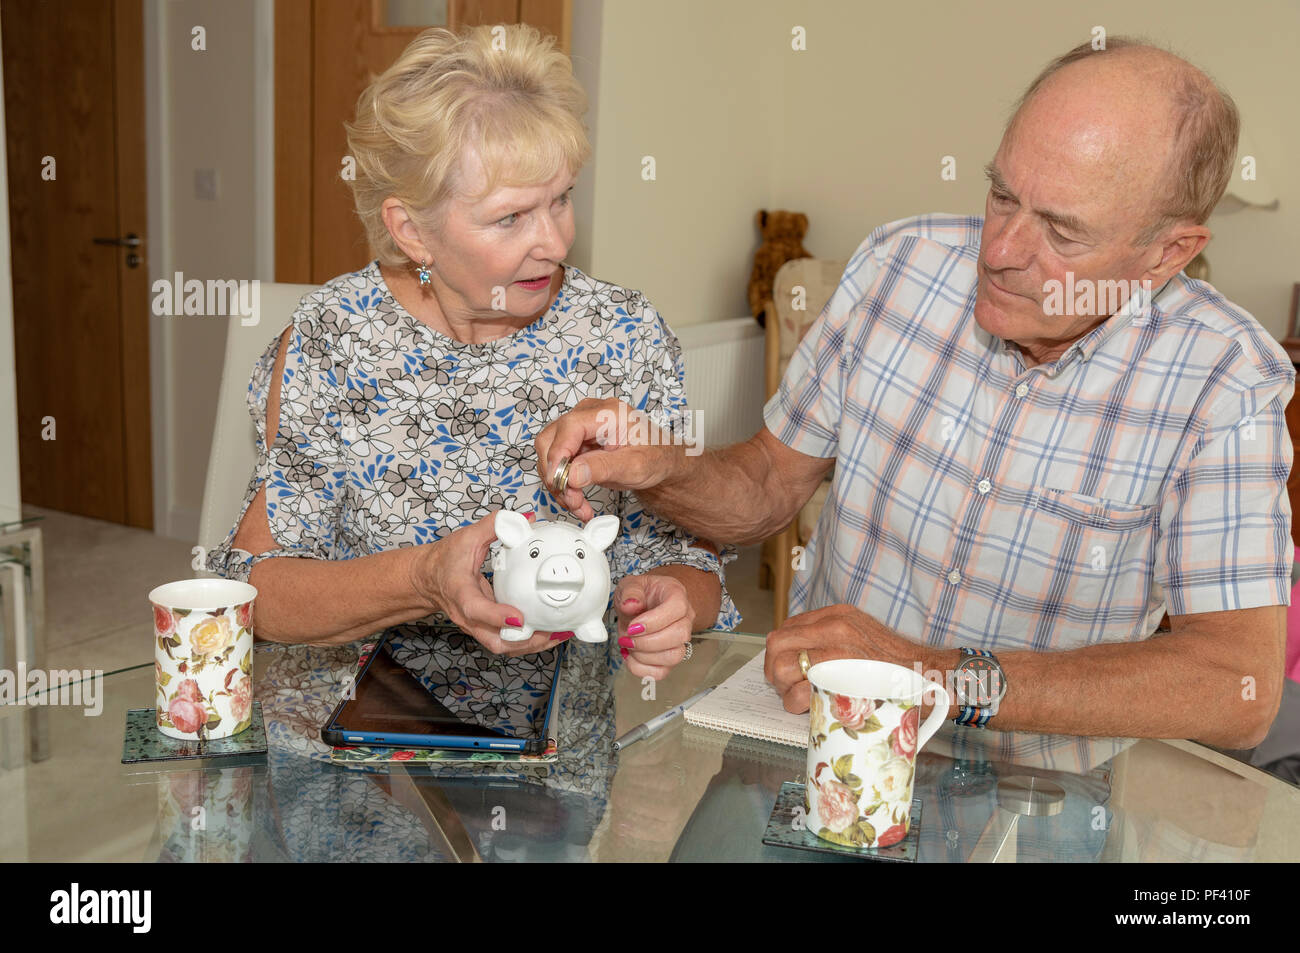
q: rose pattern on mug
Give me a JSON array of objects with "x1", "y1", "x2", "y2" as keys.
[
  {"x1": 154, "y1": 599, "x2": 254, "y2": 740},
  {"x1": 806, "y1": 691, "x2": 915, "y2": 848}
]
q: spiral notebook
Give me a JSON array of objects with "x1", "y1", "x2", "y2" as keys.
[{"x1": 683, "y1": 650, "x2": 808, "y2": 747}]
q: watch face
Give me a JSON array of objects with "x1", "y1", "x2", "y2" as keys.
[{"x1": 956, "y1": 658, "x2": 1003, "y2": 707}]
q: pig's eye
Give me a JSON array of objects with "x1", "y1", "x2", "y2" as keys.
[
  {"x1": 575, "y1": 548, "x2": 585, "y2": 559},
  {"x1": 529, "y1": 547, "x2": 540, "y2": 559}
]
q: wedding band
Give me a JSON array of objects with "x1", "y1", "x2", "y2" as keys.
[
  {"x1": 798, "y1": 650, "x2": 811, "y2": 677},
  {"x1": 682, "y1": 641, "x2": 694, "y2": 662},
  {"x1": 551, "y1": 455, "x2": 572, "y2": 494}
]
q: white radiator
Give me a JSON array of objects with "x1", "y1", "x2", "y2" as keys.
[{"x1": 676, "y1": 316, "x2": 766, "y2": 449}]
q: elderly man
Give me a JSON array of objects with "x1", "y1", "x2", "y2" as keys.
[{"x1": 537, "y1": 38, "x2": 1292, "y2": 772}]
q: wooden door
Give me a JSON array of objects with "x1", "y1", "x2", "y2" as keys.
[
  {"x1": 2, "y1": 0, "x2": 151, "y2": 528},
  {"x1": 276, "y1": 0, "x2": 571, "y2": 285}
]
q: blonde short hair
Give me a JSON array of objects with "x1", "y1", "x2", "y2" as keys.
[
  {"x1": 1009, "y1": 37, "x2": 1239, "y2": 245},
  {"x1": 345, "y1": 24, "x2": 591, "y2": 266}
]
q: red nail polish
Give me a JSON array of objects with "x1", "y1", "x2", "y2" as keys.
[
  {"x1": 620, "y1": 647, "x2": 629, "y2": 658},
  {"x1": 506, "y1": 617, "x2": 522, "y2": 627},
  {"x1": 618, "y1": 636, "x2": 634, "y2": 649},
  {"x1": 627, "y1": 623, "x2": 645, "y2": 636},
  {"x1": 551, "y1": 631, "x2": 573, "y2": 641}
]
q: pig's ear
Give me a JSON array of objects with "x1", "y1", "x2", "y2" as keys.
[
  {"x1": 494, "y1": 510, "x2": 532, "y2": 549},
  {"x1": 582, "y1": 514, "x2": 619, "y2": 552}
]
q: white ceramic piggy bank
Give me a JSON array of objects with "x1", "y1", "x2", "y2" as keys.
[{"x1": 491, "y1": 511, "x2": 619, "y2": 643}]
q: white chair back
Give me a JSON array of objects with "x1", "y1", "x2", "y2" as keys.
[{"x1": 198, "y1": 282, "x2": 317, "y2": 561}]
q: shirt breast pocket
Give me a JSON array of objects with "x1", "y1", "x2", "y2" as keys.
[{"x1": 1028, "y1": 487, "x2": 1158, "y2": 619}]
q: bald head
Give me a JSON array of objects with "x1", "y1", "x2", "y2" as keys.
[{"x1": 1006, "y1": 39, "x2": 1239, "y2": 244}]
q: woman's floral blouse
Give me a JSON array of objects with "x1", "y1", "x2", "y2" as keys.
[{"x1": 206, "y1": 260, "x2": 739, "y2": 724}]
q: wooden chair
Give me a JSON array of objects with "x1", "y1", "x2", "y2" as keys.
[{"x1": 758, "y1": 257, "x2": 848, "y2": 625}]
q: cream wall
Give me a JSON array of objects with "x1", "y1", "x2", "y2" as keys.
[
  {"x1": 583, "y1": 0, "x2": 1300, "y2": 336},
  {"x1": 152, "y1": 0, "x2": 266, "y2": 541},
  {"x1": 567, "y1": 0, "x2": 603, "y2": 275},
  {"x1": 583, "y1": 0, "x2": 781, "y2": 325}
]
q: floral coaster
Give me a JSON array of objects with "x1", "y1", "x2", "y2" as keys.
[
  {"x1": 762, "y1": 781, "x2": 921, "y2": 861},
  {"x1": 122, "y1": 702, "x2": 267, "y2": 764}
]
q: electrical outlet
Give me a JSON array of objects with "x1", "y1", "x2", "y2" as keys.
[{"x1": 194, "y1": 168, "x2": 219, "y2": 201}]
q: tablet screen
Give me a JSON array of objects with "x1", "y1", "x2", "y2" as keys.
[{"x1": 328, "y1": 632, "x2": 560, "y2": 746}]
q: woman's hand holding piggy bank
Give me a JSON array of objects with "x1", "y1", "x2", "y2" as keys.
[
  {"x1": 411, "y1": 512, "x2": 555, "y2": 656},
  {"x1": 492, "y1": 511, "x2": 619, "y2": 643}
]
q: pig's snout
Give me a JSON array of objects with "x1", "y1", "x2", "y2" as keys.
[{"x1": 534, "y1": 553, "x2": 584, "y2": 607}]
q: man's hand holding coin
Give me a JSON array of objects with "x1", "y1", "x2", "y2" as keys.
[{"x1": 535, "y1": 398, "x2": 683, "y2": 520}]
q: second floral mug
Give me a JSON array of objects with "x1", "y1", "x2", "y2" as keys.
[{"x1": 804, "y1": 658, "x2": 950, "y2": 848}]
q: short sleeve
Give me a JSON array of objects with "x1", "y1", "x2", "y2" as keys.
[
  {"x1": 206, "y1": 307, "x2": 348, "y2": 583},
  {"x1": 762, "y1": 247, "x2": 882, "y2": 459},
  {"x1": 1156, "y1": 372, "x2": 1295, "y2": 615},
  {"x1": 610, "y1": 294, "x2": 740, "y2": 631},
  {"x1": 620, "y1": 291, "x2": 692, "y2": 435},
  {"x1": 608, "y1": 492, "x2": 741, "y2": 632}
]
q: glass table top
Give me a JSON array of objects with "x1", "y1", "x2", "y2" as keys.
[
  {"x1": 0, "y1": 511, "x2": 42, "y2": 535},
  {"x1": 0, "y1": 631, "x2": 1296, "y2": 862}
]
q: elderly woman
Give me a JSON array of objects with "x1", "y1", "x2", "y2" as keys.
[{"x1": 206, "y1": 23, "x2": 737, "y2": 728}]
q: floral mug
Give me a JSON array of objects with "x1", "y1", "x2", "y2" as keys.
[
  {"x1": 150, "y1": 579, "x2": 257, "y2": 740},
  {"x1": 805, "y1": 659, "x2": 950, "y2": 848}
]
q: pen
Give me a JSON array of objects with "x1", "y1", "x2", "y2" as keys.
[{"x1": 613, "y1": 685, "x2": 716, "y2": 751}]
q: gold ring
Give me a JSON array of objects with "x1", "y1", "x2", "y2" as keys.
[
  {"x1": 798, "y1": 650, "x2": 811, "y2": 677},
  {"x1": 550, "y1": 455, "x2": 571, "y2": 494}
]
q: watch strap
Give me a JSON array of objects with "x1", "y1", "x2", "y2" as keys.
[{"x1": 955, "y1": 647, "x2": 997, "y2": 729}]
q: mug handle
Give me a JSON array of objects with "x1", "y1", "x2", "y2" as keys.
[{"x1": 917, "y1": 679, "x2": 951, "y2": 749}]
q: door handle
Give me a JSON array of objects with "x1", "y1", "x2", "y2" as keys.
[
  {"x1": 92, "y1": 233, "x2": 141, "y2": 247},
  {"x1": 93, "y1": 232, "x2": 142, "y2": 267}
]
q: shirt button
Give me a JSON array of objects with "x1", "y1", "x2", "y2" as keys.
[
  {"x1": 977, "y1": 479, "x2": 992, "y2": 495},
  {"x1": 947, "y1": 570, "x2": 961, "y2": 585},
  {"x1": 1015, "y1": 383, "x2": 1029, "y2": 398}
]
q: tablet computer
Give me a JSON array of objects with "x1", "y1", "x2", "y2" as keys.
[{"x1": 321, "y1": 630, "x2": 564, "y2": 755}]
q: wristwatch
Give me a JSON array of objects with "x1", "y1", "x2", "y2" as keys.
[{"x1": 953, "y1": 647, "x2": 1008, "y2": 728}]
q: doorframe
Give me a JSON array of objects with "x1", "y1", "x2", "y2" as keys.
[
  {"x1": 115, "y1": 0, "x2": 154, "y2": 530},
  {"x1": 254, "y1": 0, "x2": 276, "y2": 286},
  {"x1": 0, "y1": 17, "x2": 19, "y2": 526},
  {"x1": 274, "y1": 0, "x2": 311, "y2": 283},
  {"x1": 145, "y1": 0, "x2": 171, "y2": 537}
]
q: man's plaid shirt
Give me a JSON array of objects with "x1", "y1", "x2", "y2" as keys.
[{"x1": 764, "y1": 214, "x2": 1294, "y2": 771}]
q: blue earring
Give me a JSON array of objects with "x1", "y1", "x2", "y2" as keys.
[{"x1": 416, "y1": 258, "x2": 431, "y2": 287}]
